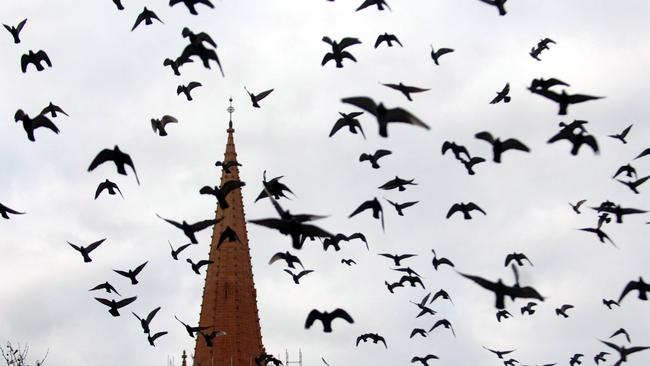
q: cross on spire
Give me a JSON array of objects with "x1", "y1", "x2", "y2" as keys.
[{"x1": 227, "y1": 97, "x2": 235, "y2": 129}]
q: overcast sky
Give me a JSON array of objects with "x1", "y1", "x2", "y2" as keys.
[{"x1": 2, "y1": 0, "x2": 650, "y2": 365}]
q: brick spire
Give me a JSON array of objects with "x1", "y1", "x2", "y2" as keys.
[{"x1": 192, "y1": 101, "x2": 265, "y2": 365}]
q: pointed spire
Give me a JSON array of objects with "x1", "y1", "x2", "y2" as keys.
[
  {"x1": 180, "y1": 350, "x2": 187, "y2": 366},
  {"x1": 227, "y1": 97, "x2": 235, "y2": 131}
]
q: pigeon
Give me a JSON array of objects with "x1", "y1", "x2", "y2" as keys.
[
  {"x1": 349, "y1": 197, "x2": 384, "y2": 230},
  {"x1": 569, "y1": 199, "x2": 587, "y2": 214},
  {"x1": 458, "y1": 272, "x2": 545, "y2": 309},
  {"x1": 14, "y1": 109, "x2": 59, "y2": 142},
  {"x1": 410, "y1": 354, "x2": 438, "y2": 366},
  {"x1": 341, "y1": 259, "x2": 356, "y2": 266},
  {"x1": 244, "y1": 87, "x2": 274, "y2": 108},
  {"x1": 305, "y1": 308, "x2": 354, "y2": 332},
  {"x1": 477, "y1": 0, "x2": 508, "y2": 16},
  {"x1": 147, "y1": 331, "x2": 168, "y2": 347},
  {"x1": 410, "y1": 328, "x2": 428, "y2": 338},
  {"x1": 496, "y1": 310, "x2": 512, "y2": 322},
  {"x1": 530, "y1": 77, "x2": 570, "y2": 90},
  {"x1": 381, "y1": 82, "x2": 429, "y2": 101},
  {"x1": 555, "y1": 304, "x2": 574, "y2": 318},
  {"x1": 322, "y1": 233, "x2": 368, "y2": 251},
  {"x1": 578, "y1": 227, "x2": 615, "y2": 246},
  {"x1": 269, "y1": 251, "x2": 304, "y2": 269},
  {"x1": 529, "y1": 85, "x2": 603, "y2": 115},
  {"x1": 602, "y1": 298, "x2": 619, "y2": 309},
  {"x1": 321, "y1": 36, "x2": 362, "y2": 68},
  {"x1": 504, "y1": 252, "x2": 533, "y2": 267},
  {"x1": 410, "y1": 293, "x2": 436, "y2": 317},
  {"x1": 0, "y1": 203, "x2": 25, "y2": 219},
  {"x1": 599, "y1": 340, "x2": 650, "y2": 366},
  {"x1": 359, "y1": 149, "x2": 392, "y2": 169},
  {"x1": 593, "y1": 352, "x2": 609, "y2": 365},
  {"x1": 329, "y1": 112, "x2": 366, "y2": 139},
  {"x1": 200, "y1": 330, "x2": 226, "y2": 347},
  {"x1": 255, "y1": 171, "x2": 295, "y2": 202},
  {"x1": 114, "y1": 262, "x2": 148, "y2": 285},
  {"x1": 156, "y1": 214, "x2": 218, "y2": 244},
  {"x1": 174, "y1": 315, "x2": 211, "y2": 338},
  {"x1": 392, "y1": 267, "x2": 421, "y2": 278},
  {"x1": 459, "y1": 157, "x2": 485, "y2": 176},
  {"x1": 609, "y1": 124, "x2": 633, "y2": 144},
  {"x1": 215, "y1": 160, "x2": 242, "y2": 174},
  {"x1": 442, "y1": 141, "x2": 471, "y2": 161},
  {"x1": 634, "y1": 147, "x2": 650, "y2": 160},
  {"x1": 95, "y1": 179, "x2": 124, "y2": 199},
  {"x1": 151, "y1": 115, "x2": 179, "y2": 136},
  {"x1": 199, "y1": 180, "x2": 246, "y2": 209},
  {"x1": 132, "y1": 306, "x2": 161, "y2": 333},
  {"x1": 430, "y1": 289, "x2": 453, "y2": 304},
  {"x1": 490, "y1": 83, "x2": 511, "y2": 104},
  {"x1": 520, "y1": 301, "x2": 537, "y2": 315},
  {"x1": 3, "y1": 19, "x2": 27, "y2": 43},
  {"x1": 216, "y1": 226, "x2": 240, "y2": 248},
  {"x1": 356, "y1": 0, "x2": 391, "y2": 11},
  {"x1": 374, "y1": 33, "x2": 402, "y2": 48},
  {"x1": 169, "y1": 0, "x2": 215, "y2": 15},
  {"x1": 400, "y1": 275, "x2": 426, "y2": 290},
  {"x1": 616, "y1": 175, "x2": 650, "y2": 194},
  {"x1": 547, "y1": 121, "x2": 599, "y2": 155},
  {"x1": 430, "y1": 45, "x2": 454, "y2": 65},
  {"x1": 378, "y1": 253, "x2": 416, "y2": 266},
  {"x1": 428, "y1": 319, "x2": 455, "y2": 337},
  {"x1": 591, "y1": 202, "x2": 647, "y2": 224},
  {"x1": 164, "y1": 56, "x2": 193, "y2": 76},
  {"x1": 177, "y1": 82, "x2": 202, "y2": 101},
  {"x1": 95, "y1": 296, "x2": 137, "y2": 317},
  {"x1": 431, "y1": 249, "x2": 454, "y2": 270},
  {"x1": 475, "y1": 131, "x2": 530, "y2": 163},
  {"x1": 610, "y1": 328, "x2": 631, "y2": 343},
  {"x1": 482, "y1": 346, "x2": 515, "y2": 359},
  {"x1": 378, "y1": 176, "x2": 417, "y2": 191},
  {"x1": 169, "y1": 241, "x2": 192, "y2": 260},
  {"x1": 21, "y1": 50, "x2": 51, "y2": 72},
  {"x1": 446, "y1": 202, "x2": 486, "y2": 220},
  {"x1": 385, "y1": 281, "x2": 404, "y2": 294},
  {"x1": 67, "y1": 238, "x2": 106, "y2": 263},
  {"x1": 284, "y1": 269, "x2": 314, "y2": 284},
  {"x1": 530, "y1": 38, "x2": 556, "y2": 60},
  {"x1": 187, "y1": 258, "x2": 213, "y2": 274},
  {"x1": 88, "y1": 145, "x2": 140, "y2": 185},
  {"x1": 40, "y1": 102, "x2": 68, "y2": 118},
  {"x1": 569, "y1": 354, "x2": 584, "y2": 366},
  {"x1": 178, "y1": 28, "x2": 223, "y2": 75},
  {"x1": 342, "y1": 97, "x2": 429, "y2": 138},
  {"x1": 356, "y1": 333, "x2": 387, "y2": 348},
  {"x1": 131, "y1": 7, "x2": 163, "y2": 31},
  {"x1": 384, "y1": 198, "x2": 418, "y2": 216},
  {"x1": 618, "y1": 277, "x2": 650, "y2": 303},
  {"x1": 89, "y1": 281, "x2": 120, "y2": 296},
  {"x1": 612, "y1": 164, "x2": 636, "y2": 179}
]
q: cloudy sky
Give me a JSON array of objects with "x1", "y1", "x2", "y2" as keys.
[{"x1": 2, "y1": 0, "x2": 650, "y2": 365}]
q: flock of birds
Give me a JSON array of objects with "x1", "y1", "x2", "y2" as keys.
[{"x1": 3, "y1": 0, "x2": 650, "y2": 366}]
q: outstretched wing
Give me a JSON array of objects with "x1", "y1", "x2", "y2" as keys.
[
  {"x1": 132, "y1": 261, "x2": 148, "y2": 276},
  {"x1": 458, "y1": 272, "x2": 497, "y2": 292},
  {"x1": 375, "y1": 149, "x2": 392, "y2": 159},
  {"x1": 341, "y1": 97, "x2": 378, "y2": 117},
  {"x1": 35, "y1": 50, "x2": 51, "y2": 67},
  {"x1": 188, "y1": 219, "x2": 218, "y2": 232},
  {"x1": 338, "y1": 37, "x2": 362, "y2": 50},
  {"x1": 349, "y1": 199, "x2": 375, "y2": 218},
  {"x1": 567, "y1": 93, "x2": 604, "y2": 104},
  {"x1": 156, "y1": 214, "x2": 183, "y2": 230},
  {"x1": 85, "y1": 238, "x2": 107, "y2": 253},
  {"x1": 146, "y1": 306, "x2": 161, "y2": 324},
  {"x1": 115, "y1": 296, "x2": 138, "y2": 308},
  {"x1": 220, "y1": 180, "x2": 246, "y2": 196},
  {"x1": 384, "y1": 107, "x2": 429, "y2": 130},
  {"x1": 305, "y1": 309, "x2": 323, "y2": 329},
  {"x1": 88, "y1": 149, "x2": 115, "y2": 172},
  {"x1": 330, "y1": 308, "x2": 354, "y2": 324},
  {"x1": 501, "y1": 139, "x2": 530, "y2": 153},
  {"x1": 475, "y1": 131, "x2": 495, "y2": 144},
  {"x1": 446, "y1": 204, "x2": 462, "y2": 218},
  {"x1": 466, "y1": 202, "x2": 486, "y2": 215},
  {"x1": 255, "y1": 89, "x2": 274, "y2": 101}
]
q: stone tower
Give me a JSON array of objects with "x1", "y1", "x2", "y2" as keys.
[{"x1": 192, "y1": 100, "x2": 265, "y2": 365}]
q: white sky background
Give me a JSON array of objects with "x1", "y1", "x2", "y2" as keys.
[{"x1": 1, "y1": 0, "x2": 650, "y2": 365}]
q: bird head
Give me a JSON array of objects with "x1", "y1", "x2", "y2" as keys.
[
  {"x1": 181, "y1": 27, "x2": 192, "y2": 38},
  {"x1": 14, "y1": 109, "x2": 25, "y2": 122}
]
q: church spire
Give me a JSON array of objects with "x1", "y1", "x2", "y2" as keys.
[{"x1": 192, "y1": 99, "x2": 265, "y2": 366}]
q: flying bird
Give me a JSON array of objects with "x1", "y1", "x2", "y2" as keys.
[
  {"x1": 269, "y1": 251, "x2": 304, "y2": 269},
  {"x1": 356, "y1": 0, "x2": 391, "y2": 11},
  {"x1": 215, "y1": 160, "x2": 242, "y2": 174},
  {"x1": 95, "y1": 179, "x2": 124, "y2": 199},
  {"x1": 442, "y1": 141, "x2": 471, "y2": 161},
  {"x1": 477, "y1": 0, "x2": 508, "y2": 16},
  {"x1": 169, "y1": 241, "x2": 192, "y2": 260},
  {"x1": 374, "y1": 33, "x2": 402, "y2": 48},
  {"x1": 496, "y1": 309, "x2": 512, "y2": 322},
  {"x1": 410, "y1": 328, "x2": 428, "y2": 338},
  {"x1": 410, "y1": 354, "x2": 438, "y2": 366},
  {"x1": 40, "y1": 102, "x2": 68, "y2": 118},
  {"x1": 593, "y1": 351, "x2": 609, "y2": 365},
  {"x1": 634, "y1": 147, "x2": 650, "y2": 160},
  {"x1": 384, "y1": 198, "x2": 418, "y2": 216},
  {"x1": 0, "y1": 203, "x2": 25, "y2": 219},
  {"x1": 520, "y1": 301, "x2": 538, "y2": 315},
  {"x1": 21, "y1": 50, "x2": 51, "y2": 72},
  {"x1": 459, "y1": 156, "x2": 486, "y2": 176},
  {"x1": 617, "y1": 175, "x2": 650, "y2": 194},
  {"x1": 530, "y1": 77, "x2": 570, "y2": 90},
  {"x1": 179, "y1": 28, "x2": 224, "y2": 75},
  {"x1": 147, "y1": 331, "x2": 168, "y2": 347},
  {"x1": 609, "y1": 124, "x2": 633, "y2": 144},
  {"x1": 610, "y1": 328, "x2": 631, "y2": 343},
  {"x1": 381, "y1": 82, "x2": 429, "y2": 101},
  {"x1": 530, "y1": 38, "x2": 556, "y2": 60},
  {"x1": 284, "y1": 269, "x2": 314, "y2": 284},
  {"x1": 177, "y1": 82, "x2": 202, "y2": 101},
  {"x1": 132, "y1": 306, "x2": 161, "y2": 333},
  {"x1": 430, "y1": 289, "x2": 453, "y2": 304},
  {"x1": 569, "y1": 199, "x2": 587, "y2": 214},
  {"x1": 482, "y1": 346, "x2": 515, "y2": 359},
  {"x1": 359, "y1": 149, "x2": 391, "y2": 169},
  {"x1": 112, "y1": 0, "x2": 125, "y2": 10},
  {"x1": 430, "y1": 45, "x2": 454, "y2": 65},
  {"x1": 151, "y1": 115, "x2": 179, "y2": 136},
  {"x1": 329, "y1": 112, "x2": 366, "y2": 139},
  {"x1": 578, "y1": 227, "x2": 615, "y2": 246},
  {"x1": 569, "y1": 354, "x2": 584, "y2": 366},
  {"x1": 591, "y1": 202, "x2": 647, "y2": 224},
  {"x1": 555, "y1": 304, "x2": 574, "y2": 318},
  {"x1": 613, "y1": 164, "x2": 636, "y2": 180},
  {"x1": 156, "y1": 214, "x2": 218, "y2": 244},
  {"x1": 547, "y1": 121, "x2": 599, "y2": 155},
  {"x1": 169, "y1": 0, "x2": 215, "y2": 15},
  {"x1": 88, "y1": 145, "x2": 140, "y2": 185},
  {"x1": 529, "y1": 85, "x2": 603, "y2": 115},
  {"x1": 428, "y1": 319, "x2": 455, "y2": 337},
  {"x1": 305, "y1": 308, "x2": 354, "y2": 332},
  {"x1": 618, "y1": 277, "x2": 650, "y2": 303},
  {"x1": 349, "y1": 197, "x2": 384, "y2": 230},
  {"x1": 14, "y1": 109, "x2": 59, "y2": 142},
  {"x1": 244, "y1": 87, "x2": 274, "y2": 108},
  {"x1": 67, "y1": 238, "x2": 106, "y2": 263},
  {"x1": 95, "y1": 296, "x2": 137, "y2": 317},
  {"x1": 378, "y1": 253, "x2": 416, "y2": 266},
  {"x1": 341, "y1": 97, "x2": 429, "y2": 138},
  {"x1": 164, "y1": 56, "x2": 193, "y2": 76},
  {"x1": 431, "y1": 249, "x2": 454, "y2": 270},
  {"x1": 89, "y1": 282, "x2": 121, "y2": 296},
  {"x1": 187, "y1": 258, "x2": 213, "y2": 274},
  {"x1": 217, "y1": 226, "x2": 240, "y2": 248},
  {"x1": 356, "y1": 333, "x2": 387, "y2": 348},
  {"x1": 131, "y1": 7, "x2": 163, "y2": 31},
  {"x1": 490, "y1": 83, "x2": 511, "y2": 104},
  {"x1": 504, "y1": 252, "x2": 533, "y2": 267},
  {"x1": 200, "y1": 330, "x2": 226, "y2": 347},
  {"x1": 255, "y1": 171, "x2": 294, "y2": 202},
  {"x1": 114, "y1": 261, "x2": 148, "y2": 285},
  {"x1": 446, "y1": 202, "x2": 486, "y2": 220},
  {"x1": 599, "y1": 340, "x2": 650, "y2": 366},
  {"x1": 200, "y1": 180, "x2": 246, "y2": 209},
  {"x1": 321, "y1": 36, "x2": 362, "y2": 68},
  {"x1": 3, "y1": 18, "x2": 27, "y2": 43},
  {"x1": 458, "y1": 272, "x2": 545, "y2": 309},
  {"x1": 602, "y1": 298, "x2": 619, "y2": 309},
  {"x1": 475, "y1": 131, "x2": 530, "y2": 163},
  {"x1": 341, "y1": 259, "x2": 356, "y2": 266},
  {"x1": 174, "y1": 315, "x2": 211, "y2": 338},
  {"x1": 378, "y1": 176, "x2": 417, "y2": 191}
]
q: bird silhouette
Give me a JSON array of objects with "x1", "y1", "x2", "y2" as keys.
[
  {"x1": 356, "y1": 333, "x2": 387, "y2": 348},
  {"x1": 200, "y1": 330, "x2": 226, "y2": 347},
  {"x1": 477, "y1": 0, "x2": 507, "y2": 15},
  {"x1": 112, "y1": 0, "x2": 125, "y2": 10},
  {"x1": 131, "y1": 7, "x2": 163, "y2": 31},
  {"x1": 0, "y1": 203, "x2": 25, "y2": 219},
  {"x1": 599, "y1": 340, "x2": 650, "y2": 366},
  {"x1": 458, "y1": 272, "x2": 545, "y2": 309},
  {"x1": 411, "y1": 293, "x2": 436, "y2": 317},
  {"x1": 14, "y1": 109, "x2": 59, "y2": 142},
  {"x1": 410, "y1": 328, "x2": 428, "y2": 338},
  {"x1": 356, "y1": 0, "x2": 391, "y2": 11},
  {"x1": 67, "y1": 238, "x2": 106, "y2": 263},
  {"x1": 431, "y1": 249, "x2": 454, "y2": 270},
  {"x1": 555, "y1": 304, "x2": 574, "y2": 318},
  {"x1": 269, "y1": 251, "x2": 304, "y2": 269},
  {"x1": 217, "y1": 226, "x2": 240, "y2": 248},
  {"x1": 609, "y1": 124, "x2": 633, "y2": 144},
  {"x1": 475, "y1": 131, "x2": 530, "y2": 163},
  {"x1": 410, "y1": 354, "x2": 438, "y2": 366},
  {"x1": 375, "y1": 33, "x2": 402, "y2": 48},
  {"x1": 21, "y1": 50, "x2": 52, "y2": 72},
  {"x1": 164, "y1": 56, "x2": 193, "y2": 76},
  {"x1": 177, "y1": 82, "x2": 202, "y2": 101},
  {"x1": 520, "y1": 301, "x2": 538, "y2": 315},
  {"x1": 504, "y1": 252, "x2": 533, "y2": 267},
  {"x1": 88, "y1": 145, "x2": 140, "y2": 185},
  {"x1": 3, "y1": 19, "x2": 27, "y2": 43},
  {"x1": 200, "y1": 180, "x2": 246, "y2": 209},
  {"x1": 529, "y1": 85, "x2": 603, "y2": 115},
  {"x1": 169, "y1": 241, "x2": 192, "y2": 260},
  {"x1": 284, "y1": 269, "x2": 314, "y2": 284},
  {"x1": 114, "y1": 261, "x2": 148, "y2": 285},
  {"x1": 322, "y1": 233, "x2": 368, "y2": 251},
  {"x1": 429, "y1": 319, "x2": 455, "y2": 337},
  {"x1": 496, "y1": 309, "x2": 512, "y2": 322},
  {"x1": 342, "y1": 97, "x2": 429, "y2": 138},
  {"x1": 593, "y1": 351, "x2": 609, "y2": 365},
  {"x1": 174, "y1": 315, "x2": 211, "y2": 338},
  {"x1": 530, "y1": 38, "x2": 556, "y2": 60},
  {"x1": 602, "y1": 298, "x2": 619, "y2": 309},
  {"x1": 341, "y1": 259, "x2": 357, "y2": 266},
  {"x1": 151, "y1": 115, "x2": 178, "y2": 136},
  {"x1": 378, "y1": 253, "x2": 416, "y2": 266},
  {"x1": 147, "y1": 331, "x2": 168, "y2": 347},
  {"x1": 610, "y1": 328, "x2": 631, "y2": 343},
  {"x1": 430, "y1": 45, "x2": 454, "y2": 65},
  {"x1": 180, "y1": 27, "x2": 217, "y2": 50},
  {"x1": 156, "y1": 214, "x2": 218, "y2": 244},
  {"x1": 89, "y1": 281, "x2": 120, "y2": 296},
  {"x1": 569, "y1": 354, "x2": 583, "y2": 366},
  {"x1": 459, "y1": 156, "x2": 486, "y2": 176},
  {"x1": 569, "y1": 199, "x2": 587, "y2": 214},
  {"x1": 430, "y1": 289, "x2": 453, "y2": 304},
  {"x1": 305, "y1": 308, "x2": 354, "y2": 332},
  {"x1": 446, "y1": 202, "x2": 486, "y2": 220},
  {"x1": 384, "y1": 198, "x2": 418, "y2": 216},
  {"x1": 255, "y1": 171, "x2": 295, "y2": 202},
  {"x1": 95, "y1": 296, "x2": 137, "y2": 317},
  {"x1": 442, "y1": 141, "x2": 471, "y2": 161},
  {"x1": 215, "y1": 160, "x2": 242, "y2": 174},
  {"x1": 483, "y1": 346, "x2": 515, "y2": 359},
  {"x1": 591, "y1": 202, "x2": 647, "y2": 224},
  {"x1": 132, "y1": 306, "x2": 161, "y2": 333},
  {"x1": 245, "y1": 87, "x2": 274, "y2": 108},
  {"x1": 40, "y1": 102, "x2": 68, "y2": 118},
  {"x1": 400, "y1": 275, "x2": 426, "y2": 289},
  {"x1": 618, "y1": 277, "x2": 650, "y2": 303},
  {"x1": 381, "y1": 82, "x2": 428, "y2": 101},
  {"x1": 617, "y1": 175, "x2": 650, "y2": 194},
  {"x1": 187, "y1": 258, "x2": 213, "y2": 274},
  {"x1": 612, "y1": 164, "x2": 636, "y2": 179},
  {"x1": 329, "y1": 112, "x2": 366, "y2": 139},
  {"x1": 530, "y1": 77, "x2": 570, "y2": 90},
  {"x1": 391, "y1": 266, "x2": 421, "y2": 278},
  {"x1": 359, "y1": 149, "x2": 392, "y2": 169},
  {"x1": 548, "y1": 121, "x2": 599, "y2": 155},
  {"x1": 95, "y1": 179, "x2": 124, "y2": 199},
  {"x1": 384, "y1": 281, "x2": 404, "y2": 294},
  {"x1": 321, "y1": 36, "x2": 362, "y2": 68},
  {"x1": 178, "y1": 28, "x2": 224, "y2": 75},
  {"x1": 634, "y1": 147, "x2": 650, "y2": 160},
  {"x1": 349, "y1": 197, "x2": 384, "y2": 230},
  {"x1": 170, "y1": 0, "x2": 214, "y2": 15},
  {"x1": 578, "y1": 227, "x2": 615, "y2": 246},
  {"x1": 378, "y1": 176, "x2": 417, "y2": 191},
  {"x1": 490, "y1": 83, "x2": 511, "y2": 104}
]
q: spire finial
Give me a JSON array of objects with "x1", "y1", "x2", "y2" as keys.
[{"x1": 227, "y1": 97, "x2": 235, "y2": 130}]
